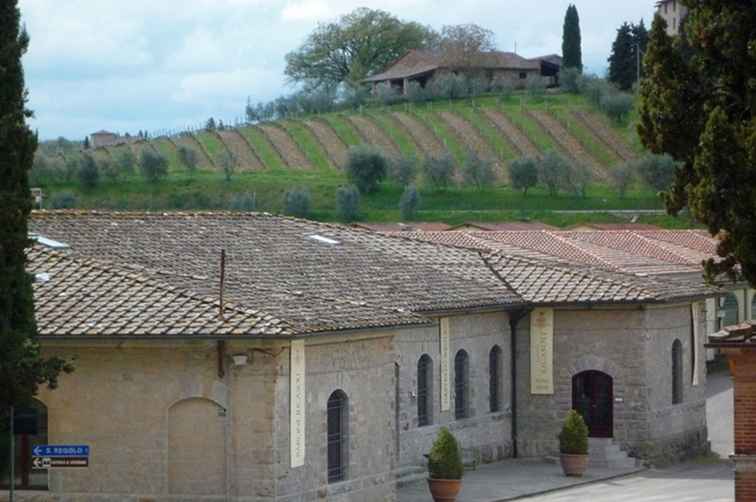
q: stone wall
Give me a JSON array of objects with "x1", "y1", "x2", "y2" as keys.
[{"x1": 395, "y1": 312, "x2": 512, "y2": 468}]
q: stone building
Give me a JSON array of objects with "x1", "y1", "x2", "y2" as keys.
[
  {"x1": 89, "y1": 130, "x2": 119, "y2": 149},
  {"x1": 2, "y1": 212, "x2": 733, "y2": 500},
  {"x1": 363, "y1": 49, "x2": 561, "y2": 94},
  {"x1": 656, "y1": 0, "x2": 688, "y2": 36}
]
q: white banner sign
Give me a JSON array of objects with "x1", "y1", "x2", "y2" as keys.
[
  {"x1": 692, "y1": 302, "x2": 700, "y2": 386},
  {"x1": 440, "y1": 318, "x2": 451, "y2": 411},
  {"x1": 290, "y1": 339, "x2": 306, "y2": 467},
  {"x1": 530, "y1": 308, "x2": 554, "y2": 395}
]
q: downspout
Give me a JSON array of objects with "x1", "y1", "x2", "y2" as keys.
[{"x1": 509, "y1": 309, "x2": 529, "y2": 459}]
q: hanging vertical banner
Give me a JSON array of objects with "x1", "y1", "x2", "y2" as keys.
[
  {"x1": 440, "y1": 318, "x2": 451, "y2": 411},
  {"x1": 290, "y1": 339, "x2": 306, "y2": 467},
  {"x1": 530, "y1": 308, "x2": 554, "y2": 395},
  {"x1": 691, "y1": 302, "x2": 700, "y2": 386}
]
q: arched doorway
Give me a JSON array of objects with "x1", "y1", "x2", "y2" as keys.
[{"x1": 572, "y1": 371, "x2": 613, "y2": 438}]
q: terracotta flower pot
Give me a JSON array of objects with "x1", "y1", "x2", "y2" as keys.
[
  {"x1": 560, "y1": 453, "x2": 589, "y2": 477},
  {"x1": 427, "y1": 478, "x2": 463, "y2": 502}
]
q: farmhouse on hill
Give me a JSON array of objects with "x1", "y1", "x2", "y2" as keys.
[
  {"x1": 363, "y1": 49, "x2": 562, "y2": 95},
  {"x1": 7, "y1": 211, "x2": 750, "y2": 500}
]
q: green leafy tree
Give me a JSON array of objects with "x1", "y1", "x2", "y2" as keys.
[
  {"x1": 345, "y1": 145, "x2": 388, "y2": 194},
  {"x1": 228, "y1": 192, "x2": 256, "y2": 211},
  {"x1": 49, "y1": 191, "x2": 78, "y2": 209},
  {"x1": 390, "y1": 154, "x2": 418, "y2": 187},
  {"x1": 139, "y1": 150, "x2": 168, "y2": 184},
  {"x1": 427, "y1": 427, "x2": 464, "y2": 480},
  {"x1": 115, "y1": 150, "x2": 136, "y2": 177},
  {"x1": 220, "y1": 151, "x2": 236, "y2": 182},
  {"x1": 559, "y1": 67, "x2": 582, "y2": 93},
  {"x1": 205, "y1": 117, "x2": 216, "y2": 131},
  {"x1": 600, "y1": 93, "x2": 634, "y2": 123},
  {"x1": 399, "y1": 184, "x2": 420, "y2": 220},
  {"x1": 538, "y1": 152, "x2": 570, "y2": 196},
  {"x1": 509, "y1": 157, "x2": 539, "y2": 196},
  {"x1": 284, "y1": 8, "x2": 435, "y2": 89},
  {"x1": 610, "y1": 161, "x2": 635, "y2": 199},
  {"x1": 422, "y1": 155, "x2": 455, "y2": 190},
  {"x1": 283, "y1": 188, "x2": 311, "y2": 218},
  {"x1": 99, "y1": 157, "x2": 119, "y2": 182},
  {"x1": 566, "y1": 162, "x2": 591, "y2": 198},
  {"x1": 78, "y1": 153, "x2": 100, "y2": 189},
  {"x1": 608, "y1": 22, "x2": 636, "y2": 91},
  {"x1": 558, "y1": 410, "x2": 589, "y2": 454},
  {"x1": 635, "y1": 153, "x2": 678, "y2": 193},
  {"x1": 631, "y1": 19, "x2": 649, "y2": 82},
  {"x1": 638, "y1": 7, "x2": 756, "y2": 283},
  {"x1": 177, "y1": 146, "x2": 198, "y2": 176},
  {"x1": 83, "y1": 136, "x2": 90, "y2": 149},
  {"x1": 336, "y1": 184, "x2": 360, "y2": 222},
  {"x1": 562, "y1": 4, "x2": 583, "y2": 72},
  {"x1": 461, "y1": 150, "x2": 495, "y2": 190},
  {"x1": 0, "y1": 0, "x2": 73, "y2": 423}
]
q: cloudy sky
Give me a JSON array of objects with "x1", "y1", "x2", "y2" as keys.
[{"x1": 19, "y1": 0, "x2": 657, "y2": 140}]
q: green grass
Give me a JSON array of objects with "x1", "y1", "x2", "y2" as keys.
[
  {"x1": 412, "y1": 109, "x2": 466, "y2": 164},
  {"x1": 503, "y1": 107, "x2": 559, "y2": 153},
  {"x1": 238, "y1": 126, "x2": 285, "y2": 170},
  {"x1": 550, "y1": 107, "x2": 619, "y2": 167},
  {"x1": 455, "y1": 106, "x2": 518, "y2": 161},
  {"x1": 322, "y1": 114, "x2": 362, "y2": 146},
  {"x1": 195, "y1": 131, "x2": 228, "y2": 166},
  {"x1": 369, "y1": 111, "x2": 418, "y2": 158},
  {"x1": 280, "y1": 120, "x2": 332, "y2": 171},
  {"x1": 153, "y1": 138, "x2": 182, "y2": 172}
]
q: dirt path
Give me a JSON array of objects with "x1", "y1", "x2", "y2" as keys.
[
  {"x1": 258, "y1": 124, "x2": 311, "y2": 169},
  {"x1": 304, "y1": 119, "x2": 348, "y2": 168},
  {"x1": 573, "y1": 110, "x2": 636, "y2": 162},
  {"x1": 437, "y1": 110, "x2": 502, "y2": 173},
  {"x1": 528, "y1": 109, "x2": 608, "y2": 179},
  {"x1": 391, "y1": 111, "x2": 446, "y2": 158},
  {"x1": 173, "y1": 135, "x2": 214, "y2": 170},
  {"x1": 217, "y1": 129, "x2": 264, "y2": 171},
  {"x1": 482, "y1": 109, "x2": 541, "y2": 159},
  {"x1": 347, "y1": 115, "x2": 400, "y2": 158}
]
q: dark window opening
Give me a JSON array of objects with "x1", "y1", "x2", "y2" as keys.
[
  {"x1": 672, "y1": 340, "x2": 683, "y2": 404},
  {"x1": 519, "y1": 72, "x2": 527, "y2": 80},
  {"x1": 454, "y1": 350, "x2": 469, "y2": 419},
  {"x1": 327, "y1": 390, "x2": 348, "y2": 483},
  {"x1": 417, "y1": 355, "x2": 433, "y2": 427},
  {"x1": 489, "y1": 346, "x2": 502, "y2": 412},
  {"x1": 0, "y1": 400, "x2": 48, "y2": 490}
]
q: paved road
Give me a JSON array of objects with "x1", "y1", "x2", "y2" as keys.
[{"x1": 526, "y1": 461, "x2": 733, "y2": 502}]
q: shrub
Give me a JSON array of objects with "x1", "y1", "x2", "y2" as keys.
[
  {"x1": 29, "y1": 154, "x2": 63, "y2": 186},
  {"x1": 115, "y1": 150, "x2": 136, "y2": 177},
  {"x1": 390, "y1": 155, "x2": 418, "y2": 187},
  {"x1": 635, "y1": 153, "x2": 678, "y2": 192},
  {"x1": 422, "y1": 154, "x2": 455, "y2": 190},
  {"x1": 99, "y1": 158, "x2": 120, "y2": 182},
  {"x1": 566, "y1": 162, "x2": 592, "y2": 198},
  {"x1": 228, "y1": 192, "x2": 257, "y2": 211},
  {"x1": 427, "y1": 427, "x2": 464, "y2": 480},
  {"x1": 49, "y1": 191, "x2": 78, "y2": 209},
  {"x1": 610, "y1": 161, "x2": 635, "y2": 198},
  {"x1": 538, "y1": 152, "x2": 570, "y2": 196},
  {"x1": 336, "y1": 184, "x2": 360, "y2": 222},
  {"x1": 63, "y1": 158, "x2": 79, "y2": 182},
  {"x1": 559, "y1": 67, "x2": 582, "y2": 94},
  {"x1": 428, "y1": 74, "x2": 469, "y2": 100},
  {"x1": 461, "y1": 150, "x2": 495, "y2": 189},
  {"x1": 558, "y1": 410, "x2": 589, "y2": 455},
  {"x1": 468, "y1": 77, "x2": 488, "y2": 98},
  {"x1": 376, "y1": 82, "x2": 404, "y2": 106},
  {"x1": 406, "y1": 81, "x2": 430, "y2": 103},
  {"x1": 139, "y1": 150, "x2": 168, "y2": 184},
  {"x1": 78, "y1": 154, "x2": 99, "y2": 189},
  {"x1": 399, "y1": 184, "x2": 420, "y2": 220},
  {"x1": 509, "y1": 157, "x2": 539, "y2": 196},
  {"x1": 600, "y1": 93, "x2": 634, "y2": 123},
  {"x1": 284, "y1": 188, "x2": 311, "y2": 218},
  {"x1": 493, "y1": 81, "x2": 514, "y2": 102},
  {"x1": 345, "y1": 145, "x2": 388, "y2": 194},
  {"x1": 583, "y1": 76, "x2": 612, "y2": 107},
  {"x1": 527, "y1": 79, "x2": 547, "y2": 100},
  {"x1": 177, "y1": 146, "x2": 199, "y2": 175},
  {"x1": 220, "y1": 151, "x2": 236, "y2": 182}
]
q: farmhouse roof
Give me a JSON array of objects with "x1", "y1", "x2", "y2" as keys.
[
  {"x1": 363, "y1": 49, "x2": 544, "y2": 83},
  {"x1": 91, "y1": 130, "x2": 116, "y2": 135}
]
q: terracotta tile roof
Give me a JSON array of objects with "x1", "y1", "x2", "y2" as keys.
[
  {"x1": 448, "y1": 222, "x2": 557, "y2": 231},
  {"x1": 28, "y1": 246, "x2": 294, "y2": 338},
  {"x1": 707, "y1": 322, "x2": 756, "y2": 348},
  {"x1": 352, "y1": 222, "x2": 452, "y2": 233}
]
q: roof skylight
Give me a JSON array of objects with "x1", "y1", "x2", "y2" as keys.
[
  {"x1": 308, "y1": 234, "x2": 340, "y2": 245},
  {"x1": 33, "y1": 235, "x2": 69, "y2": 249}
]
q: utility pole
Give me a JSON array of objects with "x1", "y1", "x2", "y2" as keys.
[{"x1": 9, "y1": 406, "x2": 15, "y2": 502}]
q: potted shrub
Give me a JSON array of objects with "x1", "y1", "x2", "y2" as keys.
[
  {"x1": 558, "y1": 409, "x2": 589, "y2": 477},
  {"x1": 427, "y1": 427, "x2": 464, "y2": 502}
]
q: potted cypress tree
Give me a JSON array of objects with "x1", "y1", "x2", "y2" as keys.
[
  {"x1": 558, "y1": 410, "x2": 589, "y2": 476},
  {"x1": 427, "y1": 427, "x2": 464, "y2": 502}
]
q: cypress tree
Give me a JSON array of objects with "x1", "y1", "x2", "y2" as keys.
[
  {"x1": 608, "y1": 23, "x2": 636, "y2": 91},
  {"x1": 562, "y1": 4, "x2": 583, "y2": 72},
  {"x1": 638, "y1": 4, "x2": 756, "y2": 284},
  {"x1": 631, "y1": 19, "x2": 649, "y2": 81},
  {"x1": 0, "y1": 0, "x2": 72, "y2": 411}
]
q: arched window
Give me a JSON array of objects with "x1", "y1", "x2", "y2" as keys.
[
  {"x1": 1, "y1": 400, "x2": 48, "y2": 490},
  {"x1": 672, "y1": 340, "x2": 683, "y2": 404},
  {"x1": 454, "y1": 350, "x2": 470, "y2": 420},
  {"x1": 327, "y1": 390, "x2": 349, "y2": 483},
  {"x1": 417, "y1": 355, "x2": 433, "y2": 427},
  {"x1": 722, "y1": 293, "x2": 739, "y2": 328},
  {"x1": 489, "y1": 346, "x2": 502, "y2": 413}
]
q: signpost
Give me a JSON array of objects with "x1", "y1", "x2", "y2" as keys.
[{"x1": 31, "y1": 444, "x2": 90, "y2": 470}]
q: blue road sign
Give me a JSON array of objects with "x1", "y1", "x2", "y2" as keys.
[{"x1": 32, "y1": 445, "x2": 89, "y2": 458}]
